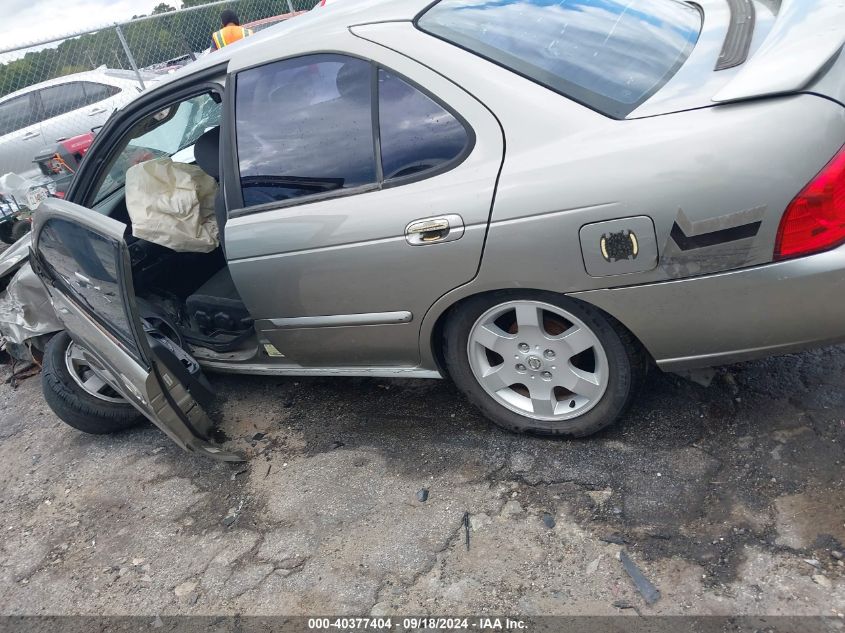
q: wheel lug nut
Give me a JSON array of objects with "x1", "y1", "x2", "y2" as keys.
[
  {"x1": 518, "y1": 343, "x2": 529, "y2": 353},
  {"x1": 544, "y1": 349, "x2": 556, "y2": 360},
  {"x1": 541, "y1": 371, "x2": 552, "y2": 380},
  {"x1": 516, "y1": 364, "x2": 526, "y2": 372}
]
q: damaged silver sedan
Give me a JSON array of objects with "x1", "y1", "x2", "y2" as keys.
[{"x1": 1, "y1": 0, "x2": 844, "y2": 459}]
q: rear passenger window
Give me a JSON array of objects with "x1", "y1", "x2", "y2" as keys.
[
  {"x1": 0, "y1": 94, "x2": 38, "y2": 135},
  {"x1": 81, "y1": 81, "x2": 120, "y2": 105},
  {"x1": 235, "y1": 54, "x2": 377, "y2": 207},
  {"x1": 40, "y1": 82, "x2": 87, "y2": 119},
  {"x1": 378, "y1": 69, "x2": 469, "y2": 181},
  {"x1": 235, "y1": 55, "x2": 474, "y2": 209}
]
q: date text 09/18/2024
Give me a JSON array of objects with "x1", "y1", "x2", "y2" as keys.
[{"x1": 306, "y1": 617, "x2": 528, "y2": 631}]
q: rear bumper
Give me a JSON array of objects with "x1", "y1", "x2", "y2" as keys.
[{"x1": 571, "y1": 245, "x2": 845, "y2": 370}]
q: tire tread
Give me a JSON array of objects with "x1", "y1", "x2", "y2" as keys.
[{"x1": 42, "y1": 332, "x2": 144, "y2": 435}]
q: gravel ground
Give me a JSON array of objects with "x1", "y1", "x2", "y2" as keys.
[
  {"x1": 0, "y1": 241, "x2": 843, "y2": 618},
  {"x1": 0, "y1": 343, "x2": 843, "y2": 617}
]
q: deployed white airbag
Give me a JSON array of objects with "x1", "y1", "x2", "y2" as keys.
[{"x1": 125, "y1": 157, "x2": 219, "y2": 253}]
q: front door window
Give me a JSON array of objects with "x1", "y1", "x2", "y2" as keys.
[{"x1": 38, "y1": 217, "x2": 142, "y2": 361}]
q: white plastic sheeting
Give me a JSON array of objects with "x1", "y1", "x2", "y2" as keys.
[
  {"x1": 0, "y1": 172, "x2": 38, "y2": 200},
  {"x1": 125, "y1": 158, "x2": 219, "y2": 253},
  {"x1": 0, "y1": 263, "x2": 62, "y2": 344}
]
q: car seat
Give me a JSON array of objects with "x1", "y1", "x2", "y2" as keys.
[
  {"x1": 187, "y1": 126, "x2": 253, "y2": 341},
  {"x1": 193, "y1": 126, "x2": 228, "y2": 251}
]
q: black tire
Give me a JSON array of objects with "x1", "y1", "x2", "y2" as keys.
[
  {"x1": 42, "y1": 332, "x2": 145, "y2": 434},
  {"x1": 443, "y1": 291, "x2": 646, "y2": 437},
  {"x1": 0, "y1": 222, "x2": 14, "y2": 244},
  {"x1": 10, "y1": 220, "x2": 30, "y2": 242}
]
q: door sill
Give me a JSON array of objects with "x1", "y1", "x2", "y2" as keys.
[{"x1": 196, "y1": 360, "x2": 442, "y2": 379}]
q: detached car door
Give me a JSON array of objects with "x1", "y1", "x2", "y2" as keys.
[{"x1": 30, "y1": 199, "x2": 239, "y2": 460}]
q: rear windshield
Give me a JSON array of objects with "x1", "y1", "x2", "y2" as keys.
[{"x1": 417, "y1": 0, "x2": 702, "y2": 118}]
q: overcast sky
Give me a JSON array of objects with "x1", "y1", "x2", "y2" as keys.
[{"x1": 2, "y1": 0, "x2": 181, "y2": 51}]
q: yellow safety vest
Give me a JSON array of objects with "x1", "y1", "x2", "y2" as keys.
[{"x1": 212, "y1": 25, "x2": 253, "y2": 50}]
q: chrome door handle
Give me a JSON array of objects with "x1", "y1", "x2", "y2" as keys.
[
  {"x1": 21, "y1": 131, "x2": 39, "y2": 140},
  {"x1": 88, "y1": 107, "x2": 107, "y2": 116},
  {"x1": 405, "y1": 214, "x2": 465, "y2": 246}
]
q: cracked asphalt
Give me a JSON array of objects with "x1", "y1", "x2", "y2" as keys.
[{"x1": 0, "y1": 337, "x2": 843, "y2": 617}]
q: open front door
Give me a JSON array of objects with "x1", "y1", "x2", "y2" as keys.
[{"x1": 30, "y1": 198, "x2": 240, "y2": 460}]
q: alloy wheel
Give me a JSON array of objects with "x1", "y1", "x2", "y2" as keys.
[
  {"x1": 64, "y1": 341, "x2": 126, "y2": 403},
  {"x1": 466, "y1": 300, "x2": 609, "y2": 420}
]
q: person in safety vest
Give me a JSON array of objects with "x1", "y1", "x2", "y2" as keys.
[{"x1": 210, "y1": 10, "x2": 254, "y2": 51}]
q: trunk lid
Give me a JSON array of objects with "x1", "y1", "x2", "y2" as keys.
[{"x1": 630, "y1": 0, "x2": 845, "y2": 118}]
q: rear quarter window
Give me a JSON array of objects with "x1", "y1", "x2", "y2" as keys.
[{"x1": 417, "y1": 0, "x2": 702, "y2": 118}]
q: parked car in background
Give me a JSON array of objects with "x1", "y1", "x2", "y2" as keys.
[
  {"x1": 144, "y1": 54, "x2": 202, "y2": 76},
  {"x1": 1, "y1": 0, "x2": 844, "y2": 460},
  {"x1": 0, "y1": 67, "x2": 156, "y2": 179},
  {"x1": 244, "y1": 11, "x2": 306, "y2": 32}
]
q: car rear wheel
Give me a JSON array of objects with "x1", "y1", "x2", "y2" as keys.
[
  {"x1": 42, "y1": 332, "x2": 145, "y2": 434},
  {"x1": 444, "y1": 292, "x2": 645, "y2": 437}
]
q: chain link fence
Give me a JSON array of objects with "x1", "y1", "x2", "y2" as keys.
[{"x1": 0, "y1": 0, "x2": 316, "y2": 237}]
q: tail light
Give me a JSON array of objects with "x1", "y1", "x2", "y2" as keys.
[{"x1": 775, "y1": 144, "x2": 845, "y2": 260}]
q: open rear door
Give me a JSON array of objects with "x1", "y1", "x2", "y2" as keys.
[{"x1": 30, "y1": 198, "x2": 240, "y2": 460}]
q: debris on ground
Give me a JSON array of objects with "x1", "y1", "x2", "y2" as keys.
[
  {"x1": 541, "y1": 512, "x2": 556, "y2": 529},
  {"x1": 222, "y1": 499, "x2": 245, "y2": 527},
  {"x1": 831, "y1": 550, "x2": 843, "y2": 561},
  {"x1": 416, "y1": 488, "x2": 429, "y2": 503},
  {"x1": 619, "y1": 549, "x2": 661, "y2": 605},
  {"x1": 252, "y1": 432, "x2": 266, "y2": 441},
  {"x1": 463, "y1": 512, "x2": 470, "y2": 551},
  {"x1": 6, "y1": 360, "x2": 40, "y2": 388},
  {"x1": 599, "y1": 533, "x2": 627, "y2": 545}
]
